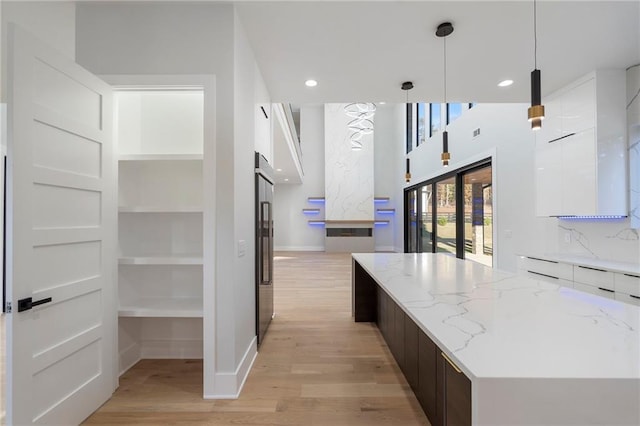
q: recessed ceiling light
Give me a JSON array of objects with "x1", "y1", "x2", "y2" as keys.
[
  {"x1": 498, "y1": 79, "x2": 514, "y2": 87},
  {"x1": 284, "y1": 178, "x2": 289, "y2": 182},
  {"x1": 305, "y1": 79, "x2": 318, "y2": 87},
  {"x1": 379, "y1": 102, "x2": 386, "y2": 105},
  {"x1": 276, "y1": 168, "x2": 283, "y2": 172}
]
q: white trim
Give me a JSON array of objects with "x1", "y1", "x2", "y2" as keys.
[
  {"x1": 275, "y1": 245, "x2": 324, "y2": 252},
  {"x1": 204, "y1": 337, "x2": 257, "y2": 399},
  {"x1": 375, "y1": 246, "x2": 396, "y2": 253},
  {"x1": 100, "y1": 74, "x2": 217, "y2": 397}
]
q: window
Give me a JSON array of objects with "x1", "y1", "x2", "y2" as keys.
[
  {"x1": 406, "y1": 103, "x2": 414, "y2": 153},
  {"x1": 447, "y1": 103, "x2": 463, "y2": 125},
  {"x1": 416, "y1": 103, "x2": 427, "y2": 146},
  {"x1": 404, "y1": 160, "x2": 493, "y2": 267},
  {"x1": 430, "y1": 103, "x2": 441, "y2": 137}
]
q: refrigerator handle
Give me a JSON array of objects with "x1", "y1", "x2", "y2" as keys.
[{"x1": 260, "y1": 201, "x2": 271, "y2": 285}]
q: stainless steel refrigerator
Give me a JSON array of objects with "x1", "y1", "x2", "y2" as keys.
[{"x1": 255, "y1": 152, "x2": 274, "y2": 346}]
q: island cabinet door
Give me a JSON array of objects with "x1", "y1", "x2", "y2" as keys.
[
  {"x1": 392, "y1": 303, "x2": 406, "y2": 370},
  {"x1": 403, "y1": 316, "x2": 419, "y2": 393},
  {"x1": 418, "y1": 331, "x2": 440, "y2": 425},
  {"x1": 442, "y1": 352, "x2": 472, "y2": 426}
]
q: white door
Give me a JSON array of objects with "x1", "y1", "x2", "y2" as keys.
[{"x1": 5, "y1": 24, "x2": 116, "y2": 425}]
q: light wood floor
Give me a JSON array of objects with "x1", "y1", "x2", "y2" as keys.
[{"x1": 84, "y1": 252, "x2": 430, "y2": 425}]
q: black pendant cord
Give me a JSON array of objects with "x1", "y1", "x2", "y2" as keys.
[
  {"x1": 533, "y1": 0, "x2": 538, "y2": 69},
  {"x1": 443, "y1": 36, "x2": 447, "y2": 110}
]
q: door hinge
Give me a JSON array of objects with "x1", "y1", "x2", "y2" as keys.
[{"x1": 5, "y1": 301, "x2": 11, "y2": 313}]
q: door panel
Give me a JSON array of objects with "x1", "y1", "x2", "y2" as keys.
[{"x1": 6, "y1": 24, "x2": 115, "y2": 425}]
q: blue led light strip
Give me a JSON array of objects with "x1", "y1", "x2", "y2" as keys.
[{"x1": 557, "y1": 215, "x2": 627, "y2": 220}]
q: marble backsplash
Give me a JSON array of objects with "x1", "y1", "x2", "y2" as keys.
[
  {"x1": 557, "y1": 218, "x2": 639, "y2": 264},
  {"x1": 628, "y1": 64, "x2": 640, "y2": 229}
]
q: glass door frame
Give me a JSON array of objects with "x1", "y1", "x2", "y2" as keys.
[{"x1": 404, "y1": 158, "x2": 492, "y2": 260}]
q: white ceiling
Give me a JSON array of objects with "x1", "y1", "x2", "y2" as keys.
[{"x1": 236, "y1": 1, "x2": 640, "y2": 104}]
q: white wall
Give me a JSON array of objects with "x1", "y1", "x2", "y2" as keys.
[
  {"x1": 374, "y1": 104, "x2": 404, "y2": 252},
  {"x1": 76, "y1": 2, "x2": 263, "y2": 397},
  {"x1": 628, "y1": 64, "x2": 640, "y2": 229},
  {"x1": 407, "y1": 101, "x2": 639, "y2": 271},
  {"x1": 274, "y1": 105, "x2": 325, "y2": 251}
]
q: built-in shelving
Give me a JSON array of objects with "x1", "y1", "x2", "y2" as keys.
[
  {"x1": 308, "y1": 220, "x2": 326, "y2": 225},
  {"x1": 118, "y1": 206, "x2": 203, "y2": 213},
  {"x1": 118, "y1": 256, "x2": 203, "y2": 265},
  {"x1": 376, "y1": 208, "x2": 396, "y2": 214},
  {"x1": 307, "y1": 197, "x2": 325, "y2": 203},
  {"x1": 118, "y1": 154, "x2": 203, "y2": 161},
  {"x1": 374, "y1": 197, "x2": 390, "y2": 203},
  {"x1": 115, "y1": 87, "x2": 205, "y2": 368},
  {"x1": 119, "y1": 298, "x2": 203, "y2": 318}
]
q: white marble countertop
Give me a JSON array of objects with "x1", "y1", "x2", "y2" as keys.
[
  {"x1": 352, "y1": 253, "x2": 640, "y2": 381},
  {"x1": 520, "y1": 253, "x2": 640, "y2": 275}
]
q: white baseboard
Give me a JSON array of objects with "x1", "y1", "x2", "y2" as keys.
[
  {"x1": 119, "y1": 342, "x2": 141, "y2": 376},
  {"x1": 140, "y1": 338, "x2": 203, "y2": 359},
  {"x1": 204, "y1": 336, "x2": 258, "y2": 399},
  {"x1": 275, "y1": 245, "x2": 324, "y2": 252},
  {"x1": 394, "y1": 246, "x2": 404, "y2": 253}
]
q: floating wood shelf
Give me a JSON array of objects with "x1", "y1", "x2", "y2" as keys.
[
  {"x1": 376, "y1": 208, "x2": 396, "y2": 214},
  {"x1": 308, "y1": 220, "x2": 326, "y2": 225},
  {"x1": 307, "y1": 197, "x2": 325, "y2": 203},
  {"x1": 302, "y1": 208, "x2": 321, "y2": 214},
  {"x1": 374, "y1": 197, "x2": 390, "y2": 202}
]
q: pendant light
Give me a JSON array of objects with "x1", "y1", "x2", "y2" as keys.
[
  {"x1": 402, "y1": 81, "x2": 414, "y2": 182},
  {"x1": 528, "y1": 0, "x2": 545, "y2": 130},
  {"x1": 436, "y1": 22, "x2": 454, "y2": 167}
]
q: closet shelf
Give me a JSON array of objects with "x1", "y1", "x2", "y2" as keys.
[
  {"x1": 119, "y1": 206, "x2": 203, "y2": 213},
  {"x1": 118, "y1": 154, "x2": 203, "y2": 161},
  {"x1": 119, "y1": 256, "x2": 203, "y2": 265},
  {"x1": 119, "y1": 298, "x2": 203, "y2": 318}
]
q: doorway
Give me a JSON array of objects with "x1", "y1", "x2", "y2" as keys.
[{"x1": 404, "y1": 159, "x2": 493, "y2": 267}]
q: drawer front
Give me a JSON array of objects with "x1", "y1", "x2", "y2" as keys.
[
  {"x1": 614, "y1": 273, "x2": 640, "y2": 297},
  {"x1": 520, "y1": 257, "x2": 573, "y2": 281},
  {"x1": 524, "y1": 271, "x2": 573, "y2": 288},
  {"x1": 573, "y1": 265, "x2": 614, "y2": 290},
  {"x1": 615, "y1": 292, "x2": 640, "y2": 306},
  {"x1": 573, "y1": 282, "x2": 615, "y2": 299}
]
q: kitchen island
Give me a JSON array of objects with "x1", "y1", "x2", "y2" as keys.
[{"x1": 352, "y1": 253, "x2": 640, "y2": 426}]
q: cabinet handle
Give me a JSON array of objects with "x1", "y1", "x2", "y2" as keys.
[
  {"x1": 624, "y1": 274, "x2": 640, "y2": 279},
  {"x1": 527, "y1": 270, "x2": 559, "y2": 280},
  {"x1": 528, "y1": 257, "x2": 558, "y2": 264},
  {"x1": 597, "y1": 287, "x2": 614, "y2": 293},
  {"x1": 629, "y1": 294, "x2": 640, "y2": 300},
  {"x1": 441, "y1": 352, "x2": 462, "y2": 374},
  {"x1": 547, "y1": 133, "x2": 576, "y2": 144},
  {"x1": 578, "y1": 265, "x2": 607, "y2": 273}
]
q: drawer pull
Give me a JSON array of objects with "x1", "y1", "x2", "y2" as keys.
[
  {"x1": 528, "y1": 257, "x2": 558, "y2": 264},
  {"x1": 578, "y1": 265, "x2": 607, "y2": 273},
  {"x1": 597, "y1": 287, "x2": 614, "y2": 293},
  {"x1": 629, "y1": 295, "x2": 640, "y2": 300},
  {"x1": 624, "y1": 274, "x2": 640, "y2": 279},
  {"x1": 527, "y1": 271, "x2": 559, "y2": 280},
  {"x1": 441, "y1": 352, "x2": 462, "y2": 374}
]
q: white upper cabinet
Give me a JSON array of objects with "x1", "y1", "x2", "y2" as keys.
[{"x1": 535, "y1": 70, "x2": 627, "y2": 217}]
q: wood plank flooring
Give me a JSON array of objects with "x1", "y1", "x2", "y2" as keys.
[{"x1": 83, "y1": 251, "x2": 430, "y2": 425}]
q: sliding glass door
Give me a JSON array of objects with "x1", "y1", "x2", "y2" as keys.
[
  {"x1": 405, "y1": 160, "x2": 493, "y2": 266},
  {"x1": 462, "y1": 167, "x2": 493, "y2": 266}
]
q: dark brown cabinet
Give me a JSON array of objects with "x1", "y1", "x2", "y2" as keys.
[
  {"x1": 442, "y1": 352, "x2": 472, "y2": 426},
  {"x1": 353, "y1": 261, "x2": 471, "y2": 426}
]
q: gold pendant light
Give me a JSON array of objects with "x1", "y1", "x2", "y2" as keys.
[
  {"x1": 528, "y1": 0, "x2": 545, "y2": 130},
  {"x1": 436, "y1": 22, "x2": 454, "y2": 167}
]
